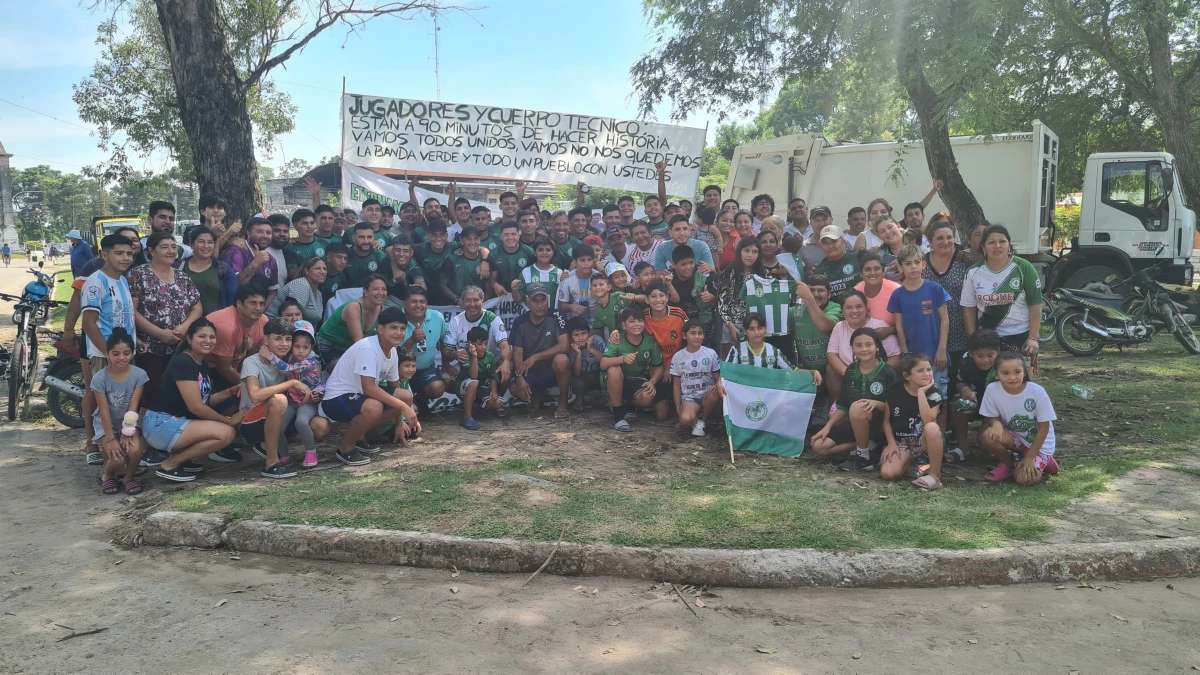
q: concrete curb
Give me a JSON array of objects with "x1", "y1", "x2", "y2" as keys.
[{"x1": 143, "y1": 512, "x2": 1200, "y2": 588}]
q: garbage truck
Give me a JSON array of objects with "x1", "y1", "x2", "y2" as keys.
[{"x1": 725, "y1": 120, "x2": 1195, "y2": 291}]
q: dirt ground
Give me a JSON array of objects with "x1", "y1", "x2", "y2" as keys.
[{"x1": 3, "y1": 425, "x2": 1200, "y2": 673}]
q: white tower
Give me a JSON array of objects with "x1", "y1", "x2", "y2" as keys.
[{"x1": 0, "y1": 140, "x2": 17, "y2": 245}]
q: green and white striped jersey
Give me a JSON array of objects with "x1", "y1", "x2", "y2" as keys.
[
  {"x1": 519, "y1": 265, "x2": 564, "y2": 308},
  {"x1": 739, "y1": 274, "x2": 795, "y2": 336}
]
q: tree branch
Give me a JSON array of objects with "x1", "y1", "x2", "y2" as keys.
[{"x1": 1047, "y1": 0, "x2": 1153, "y2": 102}]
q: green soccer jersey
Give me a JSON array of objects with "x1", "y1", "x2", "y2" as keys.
[
  {"x1": 478, "y1": 233, "x2": 502, "y2": 254},
  {"x1": 603, "y1": 332, "x2": 663, "y2": 383},
  {"x1": 739, "y1": 274, "x2": 795, "y2": 336},
  {"x1": 591, "y1": 294, "x2": 631, "y2": 337},
  {"x1": 519, "y1": 265, "x2": 564, "y2": 307},
  {"x1": 283, "y1": 238, "x2": 327, "y2": 271},
  {"x1": 343, "y1": 248, "x2": 390, "y2": 288},
  {"x1": 417, "y1": 242, "x2": 455, "y2": 288},
  {"x1": 815, "y1": 251, "x2": 860, "y2": 302},
  {"x1": 456, "y1": 350, "x2": 498, "y2": 391},
  {"x1": 789, "y1": 300, "x2": 842, "y2": 371},
  {"x1": 491, "y1": 244, "x2": 534, "y2": 288},
  {"x1": 319, "y1": 271, "x2": 346, "y2": 299},
  {"x1": 551, "y1": 236, "x2": 583, "y2": 270},
  {"x1": 838, "y1": 359, "x2": 898, "y2": 410},
  {"x1": 644, "y1": 220, "x2": 669, "y2": 240},
  {"x1": 451, "y1": 253, "x2": 487, "y2": 297}
]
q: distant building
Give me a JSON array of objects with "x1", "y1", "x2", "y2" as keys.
[{"x1": 0, "y1": 139, "x2": 17, "y2": 245}]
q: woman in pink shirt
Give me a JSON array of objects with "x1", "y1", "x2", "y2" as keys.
[
  {"x1": 825, "y1": 290, "x2": 901, "y2": 403},
  {"x1": 853, "y1": 251, "x2": 900, "y2": 335}
]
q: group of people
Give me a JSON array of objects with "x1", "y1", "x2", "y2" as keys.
[{"x1": 62, "y1": 170, "x2": 1058, "y2": 495}]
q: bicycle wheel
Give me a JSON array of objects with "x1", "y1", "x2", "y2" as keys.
[{"x1": 7, "y1": 339, "x2": 25, "y2": 421}]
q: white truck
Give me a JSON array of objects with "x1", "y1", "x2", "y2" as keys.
[{"x1": 724, "y1": 120, "x2": 1195, "y2": 291}]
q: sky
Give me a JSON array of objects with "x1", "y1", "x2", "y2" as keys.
[{"x1": 0, "y1": 0, "x2": 731, "y2": 176}]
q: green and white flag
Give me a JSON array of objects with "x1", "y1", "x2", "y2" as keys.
[{"x1": 721, "y1": 361, "x2": 816, "y2": 458}]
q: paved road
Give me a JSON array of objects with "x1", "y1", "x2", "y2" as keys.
[{"x1": 0, "y1": 427, "x2": 1198, "y2": 673}]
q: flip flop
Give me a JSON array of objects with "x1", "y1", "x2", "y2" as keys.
[
  {"x1": 912, "y1": 474, "x2": 942, "y2": 491},
  {"x1": 100, "y1": 478, "x2": 121, "y2": 495},
  {"x1": 123, "y1": 480, "x2": 143, "y2": 495},
  {"x1": 985, "y1": 463, "x2": 1014, "y2": 483},
  {"x1": 553, "y1": 410, "x2": 570, "y2": 420}
]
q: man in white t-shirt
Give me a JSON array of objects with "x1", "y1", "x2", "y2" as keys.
[
  {"x1": 444, "y1": 286, "x2": 512, "y2": 384},
  {"x1": 320, "y1": 307, "x2": 419, "y2": 466}
]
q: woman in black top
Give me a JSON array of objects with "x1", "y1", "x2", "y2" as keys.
[{"x1": 144, "y1": 319, "x2": 243, "y2": 482}]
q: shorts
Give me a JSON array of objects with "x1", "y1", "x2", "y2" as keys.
[
  {"x1": 998, "y1": 331, "x2": 1039, "y2": 374},
  {"x1": 681, "y1": 387, "x2": 714, "y2": 407},
  {"x1": 895, "y1": 436, "x2": 925, "y2": 457},
  {"x1": 142, "y1": 410, "x2": 191, "y2": 453},
  {"x1": 319, "y1": 393, "x2": 369, "y2": 423},
  {"x1": 240, "y1": 419, "x2": 267, "y2": 444},
  {"x1": 411, "y1": 366, "x2": 442, "y2": 392},
  {"x1": 457, "y1": 378, "x2": 493, "y2": 401},
  {"x1": 933, "y1": 367, "x2": 950, "y2": 397},
  {"x1": 825, "y1": 415, "x2": 886, "y2": 446},
  {"x1": 609, "y1": 377, "x2": 672, "y2": 405},
  {"x1": 1008, "y1": 432, "x2": 1054, "y2": 470},
  {"x1": 315, "y1": 335, "x2": 349, "y2": 363},
  {"x1": 88, "y1": 356, "x2": 108, "y2": 374},
  {"x1": 520, "y1": 367, "x2": 559, "y2": 391}
]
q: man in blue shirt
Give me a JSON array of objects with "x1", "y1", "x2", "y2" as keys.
[
  {"x1": 652, "y1": 215, "x2": 715, "y2": 273},
  {"x1": 400, "y1": 286, "x2": 448, "y2": 407},
  {"x1": 67, "y1": 229, "x2": 95, "y2": 279}
]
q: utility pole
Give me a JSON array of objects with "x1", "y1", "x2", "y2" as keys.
[{"x1": 431, "y1": 9, "x2": 442, "y2": 100}]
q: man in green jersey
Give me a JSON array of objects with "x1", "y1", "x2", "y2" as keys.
[
  {"x1": 640, "y1": 194, "x2": 668, "y2": 240},
  {"x1": 386, "y1": 233, "x2": 425, "y2": 298},
  {"x1": 548, "y1": 211, "x2": 582, "y2": 269},
  {"x1": 813, "y1": 225, "x2": 860, "y2": 302},
  {"x1": 415, "y1": 220, "x2": 458, "y2": 305},
  {"x1": 314, "y1": 204, "x2": 338, "y2": 242},
  {"x1": 343, "y1": 222, "x2": 390, "y2": 288},
  {"x1": 471, "y1": 205, "x2": 499, "y2": 243},
  {"x1": 516, "y1": 208, "x2": 540, "y2": 248},
  {"x1": 284, "y1": 208, "x2": 327, "y2": 280},
  {"x1": 449, "y1": 227, "x2": 491, "y2": 301},
  {"x1": 489, "y1": 222, "x2": 533, "y2": 298},
  {"x1": 788, "y1": 275, "x2": 841, "y2": 376},
  {"x1": 391, "y1": 201, "x2": 423, "y2": 245},
  {"x1": 319, "y1": 243, "x2": 350, "y2": 299},
  {"x1": 601, "y1": 306, "x2": 670, "y2": 431}
]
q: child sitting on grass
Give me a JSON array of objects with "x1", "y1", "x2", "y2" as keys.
[
  {"x1": 566, "y1": 316, "x2": 606, "y2": 412},
  {"x1": 92, "y1": 328, "x2": 148, "y2": 495},
  {"x1": 980, "y1": 351, "x2": 1059, "y2": 485},
  {"x1": 456, "y1": 326, "x2": 504, "y2": 430},
  {"x1": 670, "y1": 320, "x2": 723, "y2": 437},
  {"x1": 260, "y1": 320, "x2": 324, "y2": 468},
  {"x1": 879, "y1": 353, "x2": 946, "y2": 490},
  {"x1": 601, "y1": 307, "x2": 669, "y2": 432},
  {"x1": 948, "y1": 329, "x2": 1002, "y2": 461},
  {"x1": 809, "y1": 327, "x2": 896, "y2": 469}
]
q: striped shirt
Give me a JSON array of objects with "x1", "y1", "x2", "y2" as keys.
[
  {"x1": 724, "y1": 341, "x2": 792, "y2": 369},
  {"x1": 739, "y1": 275, "x2": 795, "y2": 336}
]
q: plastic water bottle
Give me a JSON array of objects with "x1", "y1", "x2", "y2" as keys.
[{"x1": 1071, "y1": 384, "x2": 1094, "y2": 400}]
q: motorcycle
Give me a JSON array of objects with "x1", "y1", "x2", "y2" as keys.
[
  {"x1": 13, "y1": 262, "x2": 54, "y2": 324},
  {"x1": 1053, "y1": 248, "x2": 1199, "y2": 356}
]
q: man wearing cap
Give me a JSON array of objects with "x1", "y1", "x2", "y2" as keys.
[
  {"x1": 813, "y1": 225, "x2": 860, "y2": 302},
  {"x1": 601, "y1": 227, "x2": 630, "y2": 269},
  {"x1": 67, "y1": 229, "x2": 94, "y2": 279},
  {"x1": 791, "y1": 205, "x2": 833, "y2": 272},
  {"x1": 394, "y1": 201, "x2": 423, "y2": 244},
  {"x1": 488, "y1": 221, "x2": 533, "y2": 298},
  {"x1": 508, "y1": 282, "x2": 571, "y2": 416}
]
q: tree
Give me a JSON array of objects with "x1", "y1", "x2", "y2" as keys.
[
  {"x1": 10, "y1": 167, "x2": 105, "y2": 243},
  {"x1": 78, "y1": 0, "x2": 451, "y2": 222},
  {"x1": 278, "y1": 158, "x2": 314, "y2": 179},
  {"x1": 73, "y1": 1, "x2": 295, "y2": 186},
  {"x1": 1042, "y1": 0, "x2": 1200, "y2": 207},
  {"x1": 632, "y1": 0, "x2": 1028, "y2": 230}
]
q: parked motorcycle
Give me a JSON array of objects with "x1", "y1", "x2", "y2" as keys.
[
  {"x1": 1053, "y1": 250, "x2": 1199, "y2": 356},
  {"x1": 13, "y1": 262, "x2": 54, "y2": 324}
]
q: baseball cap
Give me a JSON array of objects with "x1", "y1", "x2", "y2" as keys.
[
  {"x1": 291, "y1": 320, "x2": 316, "y2": 340},
  {"x1": 810, "y1": 205, "x2": 832, "y2": 218},
  {"x1": 605, "y1": 227, "x2": 625, "y2": 240},
  {"x1": 525, "y1": 282, "x2": 549, "y2": 299},
  {"x1": 605, "y1": 262, "x2": 628, "y2": 277},
  {"x1": 583, "y1": 235, "x2": 603, "y2": 247},
  {"x1": 820, "y1": 225, "x2": 844, "y2": 241},
  {"x1": 519, "y1": 197, "x2": 539, "y2": 210}
]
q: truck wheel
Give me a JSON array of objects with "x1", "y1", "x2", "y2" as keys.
[{"x1": 1063, "y1": 266, "x2": 1121, "y2": 295}]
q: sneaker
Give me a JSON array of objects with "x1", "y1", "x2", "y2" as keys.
[
  {"x1": 181, "y1": 460, "x2": 206, "y2": 474},
  {"x1": 139, "y1": 449, "x2": 167, "y2": 468},
  {"x1": 155, "y1": 465, "x2": 196, "y2": 482},
  {"x1": 691, "y1": 420, "x2": 706, "y2": 437},
  {"x1": 836, "y1": 455, "x2": 873, "y2": 472},
  {"x1": 251, "y1": 443, "x2": 267, "y2": 459},
  {"x1": 335, "y1": 449, "x2": 371, "y2": 466},
  {"x1": 207, "y1": 447, "x2": 243, "y2": 463},
  {"x1": 302, "y1": 451, "x2": 319, "y2": 468},
  {"x1": 261, "y1": 462, "x2": 297, "y2": 479},
  {"x1": 355, "y1": 439, "x2": 381, "y2": 455},
  {"x1": 461, "y1": 417, "x2": 481, "y2": 431},
  {"x1": 613, "y1": 419, "x2": 632, "y2": 433},
  {"x1": 1043, "y1": 455, "x2": 1060, "y2": 475},
  {"x1": 86, "y1": 451, "x2": 103, "y2": 466}
]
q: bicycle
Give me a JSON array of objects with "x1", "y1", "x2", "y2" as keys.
[{"x1": 1, "y1": 291, "x2": 65, "y2": 421}]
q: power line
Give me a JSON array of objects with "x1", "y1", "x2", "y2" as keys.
[
  {"x1": 0, "y1": 97, "x2": 95, "y2": 133},
  {"x1": 11, "y1": 154, "x2": 86, "y2": 169},
  {"x1": 273, "y1": 79, "x2": 342, "y2": 94}
]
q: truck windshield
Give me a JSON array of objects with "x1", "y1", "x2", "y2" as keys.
[{"x1": 1101, "y1": 161, "x2": 1168, "y2": 231}]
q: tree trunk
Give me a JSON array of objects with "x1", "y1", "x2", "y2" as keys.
[
  {"x1": 1144, "y1": 16, "x2": 1200, "y2": 208},
  {"x1": 896, "y1": 50, "x2": 988, "y2": 233},
  {"x1": 153, "y1": 0, "x2": 262, "y2": 222}
]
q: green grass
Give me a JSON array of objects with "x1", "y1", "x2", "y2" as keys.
[
  {"x1": 50, "y1": 270, "x2": 72, "y2": 329},
  {"x1": 163, "y1": 339, "x2": 1200, "y2": 551}
]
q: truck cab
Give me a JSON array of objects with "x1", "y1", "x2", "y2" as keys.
[{"x1": 1053, "y1": 153, "x2": 1195, "y2": 291}]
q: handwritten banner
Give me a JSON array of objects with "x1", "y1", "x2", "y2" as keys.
[{"x1": 341, "y1": 93, "x2": 706, "y2": 194}]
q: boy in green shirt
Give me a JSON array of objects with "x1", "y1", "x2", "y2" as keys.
[
  {"x1": 451, "y1": 227, "x2": 491, "y2": 300},
  {"x1": 601, "y1": 307, "x2": 670, "y2": 432},
  {"x1": 456, "y1": 326, "x2": 503, "y2": 430},
  {"x1": 590, "y1": 273, "x2": 630, "y2": 338},
  {"x1": 416, "y1": 221, "x2": 458, "y2": 304},
  {"x1": 284, "y1": 208, "x2": 327, "y2": 280},
  {"x1": 489, "y1": 222, "x2": 533, "y2": 298},
  {"x1": 319, "y1": 243, "x2": 350, "y2": 298}
]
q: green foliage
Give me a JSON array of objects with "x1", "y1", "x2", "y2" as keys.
[
  {"x1": 1054, "y1": 204, "x2": 1081, "y2": 247},
  {"x1": 277, "y1": 158, "x2": 313, "y2": 179},
  {"x1": 72, "y1": 0, "x2": 296, "y2": 183},
  {"x1": 10, "y1": 166, "x2": 105, "y2": 243}
]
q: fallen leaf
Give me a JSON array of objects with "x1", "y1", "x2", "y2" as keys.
[
  {"x1": 229, "y1": 556, "x2": 241, "y2": 561},
  {"x1": 214, "y1": 599, "x2": 227, "y2": 608},
  {"x1": 1079, "y1": 579, "x2": 1093, "y2": 588},
  {"x1": 955, "y1": 476, "x2": 966, "y2": 481},
  {"x1": 450, "y1": 587, "x2": 459, "y2": 594},
  {"x1": 968, "y1": 639, "x2": 978, "y2": 644},
  {"x1": 591, "y1": 588, "x2": 599, "y2": 595},
  {"x1": 114, "y1": 560, "x2": 123, "y2": 565},
  {"x1": 755, "y1": 647, "x2": 778, "y2": 654},
  {"x1": 450, "y1": 566, "x2": 459, "y2": 578},
  {"x1": 852, "y1": 652, "x2": 862, "y2": 659},
  {"x1": 1055, "y1": 586, "x2": 1066, "y2": 590},
  {"x1": 299, "y1": 490, "x2": 309, "y2": 494},
  {"x1": 422, "y1": 489, "x2": 433, "y2": 494},
  {"x1": 691, "y1": 451, "x2": 700, "y2": 456},
  {"x1": 877, "y1": 495, "x2": 888, "y2": 500},
  {"x1": 695, "y1": 599, "x2": 706, "y2": 608},
  {"x1": 572, "y1": 585, "x2": 584, "y2": 591},
  {"x1": 390, "y1": 617, "x2": 399, "y2": 622},
  {"x1": 608, "y1": 620, "x2": 621, "y2": 626},
  {"x1": 981, "y1": 604, "x2": 989, "y2": 608},
  {"x1": 603, "y1": 648, "x2": 614, "y2": 655},
  {"x1": 1110, "y1": 613, "x2": 1127, "y2": 622},
  {"x1": 1039, "y1": 612, "x2": 1045, "y2": 617},
  {"x1": 1101, "y1": 431, "x2": 1109, "y2": 437}
]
